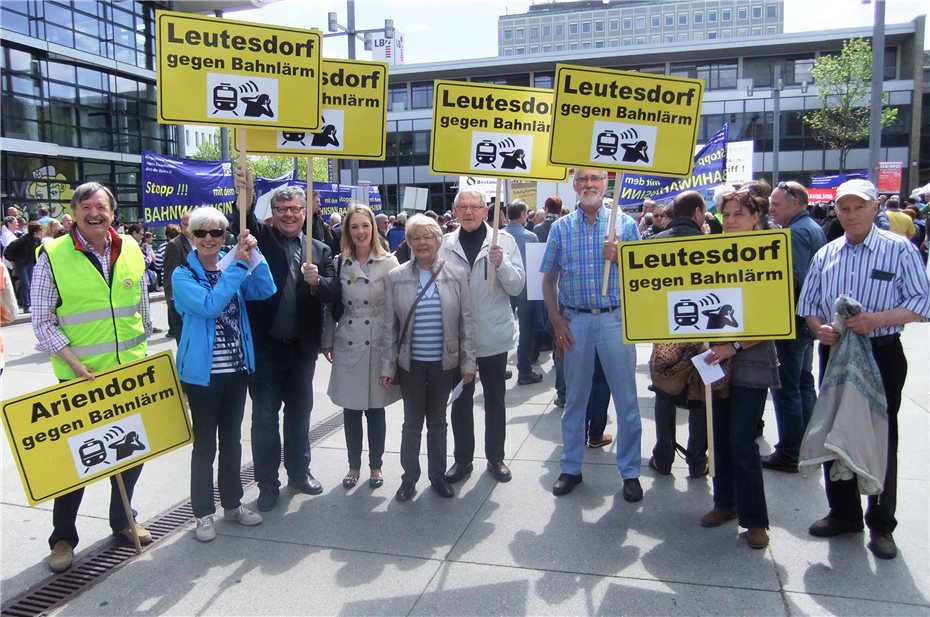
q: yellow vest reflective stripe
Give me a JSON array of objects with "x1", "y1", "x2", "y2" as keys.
[{"x1": 45, "y1": 234, "x2": 147, "y2": 380}]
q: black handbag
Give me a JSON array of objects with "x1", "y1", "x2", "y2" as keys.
[{"x1": 331, "y1": 256, "x2": 345, "y2": 323}]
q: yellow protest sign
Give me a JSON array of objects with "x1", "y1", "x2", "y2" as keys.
[
  {"x1": 1, "y1": 352, "x2": 192, "y2": 505},
  {"x1": 156, "y1": 10, "x2": 322, "y2": 131},
  {"x1": 430, "y1": 80, "x2": 568, "y2": 182},
  {"x1": 549, "y1": 64, "x2": 704, "y2": 177},
  {"x1": 236, "y1": 59, "x2": 388, "y2": 160},
  {"x1": 619, "y1": 230, "x2": 795, "y2": 343}
]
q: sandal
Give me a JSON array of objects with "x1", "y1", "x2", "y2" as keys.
[
  {"x1": 369, "y1": 470, "x2": 384, "y2": 489},
  {"x1": 342, "y1": 470, "x2": 360, "y2": 489}
]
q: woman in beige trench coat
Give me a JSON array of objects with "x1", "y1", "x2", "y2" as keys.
[{"x1": 322, "y1": 204, "x2": 400, "y2": 489}]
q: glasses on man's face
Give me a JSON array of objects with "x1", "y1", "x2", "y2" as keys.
[
  {"x1": 192, "y1": 229, "x2": 226, "y2": 239},
  {"x1": 455, "y1": 204, "x2": 486, "y2": 212},
  {"x1": 777, "y1": 181, "x2": 799, "y2": 201},
  {"x1": 273, "y1": 206, "x2": 304, "y2": 214},
  {"x1": 575, "y1": 175, "x2": 607, "y2": 184}
]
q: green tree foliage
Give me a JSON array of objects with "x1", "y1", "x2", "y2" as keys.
[
  {"x1": 190, "y1": 128, "x2": 329, "y2": 181},
  {"x1": 803, "y1": 38, "x2": 897, "y2": 171}
]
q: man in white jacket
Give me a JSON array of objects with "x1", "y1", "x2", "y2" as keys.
[{"x1": 441, "y1": 190, "x2": 526, "y2": 485}]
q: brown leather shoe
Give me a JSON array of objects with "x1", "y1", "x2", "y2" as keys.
[
  {"x1": 48, "y1": 540, "x2": 73, "y2": 573},
  {"x1": 114, "y1": 523, "x2": 153, "y2": 546},
  {"x1": 701, "y1": 508, "x2": 737, "y2": 528},
  {"x1": 746, "y1": 527, "x2": 769, "y2": 549},
  {"x1": 867, "y1": 532, "x2": 897, "y2": 559}
]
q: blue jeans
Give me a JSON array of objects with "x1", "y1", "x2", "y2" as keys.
[
  {"x1": 249, "y1": 340, "x2": 316, "y2": 489},
  {"x1": 771, "y1": 336, "x2": 817, "y2": 463},
  {"x1": 512, "y1": 298, "x2": 537, "y2": 376},
  {"x1": 561, "y1": 309, "x2": 641, "y2": 478},
  {"x1": 712, "y1": 385, "x2": 769, "y2": 529}
]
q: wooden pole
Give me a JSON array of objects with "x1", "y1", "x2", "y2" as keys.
[
  {"x1": 705, "y1": 369, "x2": 716, "y2": 478},
  {"x1": 115, "y1": 472, "x2": 142, "y2": 554},
  {"x1": 305, "y1": 155, "x2": 315, "y2": 265},
  {"x1": 489, "y1": 178, "x2": 502, "y2": 291},
  {"x1": 236, "y1": 128, "x2": 247, "y2": 235},
  {"x1": 601, "y1": 172, "x2": 621, "y2": 297}
]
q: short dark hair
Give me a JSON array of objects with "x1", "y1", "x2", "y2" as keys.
[
  {"x1": 544, "y1": 195, "x2": 562, "y2": 215},
  {"x1": 671, "y1": 191, "x2": 706, "y2": 219},
  {"x1": 507, "y1": 200, "x2": 528, "y2": 221},
  {"x1": 127, "y1": 223, "x2": 143, "y2": 235},
  {"x1": 71, "y1": 182, "x2": 116, "y2": 212},
  {"x1": 28, "y1": 221, "x2": 43, "y2": 235}
]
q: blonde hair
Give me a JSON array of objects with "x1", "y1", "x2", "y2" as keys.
[
  {"x1": 340, "y1": 204, "x2": 387, "y2": 259},
  {"x1": 404, "y1": 214, "x2": 443, "y2": 244}
]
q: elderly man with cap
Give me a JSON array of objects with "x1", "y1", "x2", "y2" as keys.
[{"x1": 798, "y1": 178, "x2": 930, "y2": 560}]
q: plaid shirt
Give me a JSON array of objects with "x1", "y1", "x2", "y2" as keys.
[
  {"x1": 540, "y1": 204, "x2": 641, "y2": 310},
  {"x1": 32, "y1": 228, "x2": 151, "y2": 353}
]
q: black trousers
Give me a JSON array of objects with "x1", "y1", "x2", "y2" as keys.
[
  {"x1": 184, "y1": 373, "x2": 248, "y2": 519},
  {"x1": 820, "y1": 336, "x2": 905, "y2": 535},
  {"x1": 344, "y1": 408, "x2": 386, "y2": 470},
  {"x1": 398, "y1": 361, "x2": 457, "y2": 483},
  {"x1": 451, "y1": 352, "x2": 508, "y2": 465}
]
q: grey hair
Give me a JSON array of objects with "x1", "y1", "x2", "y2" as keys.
[
  {"x1": 405, "y1": 214, "x2": 443, "y2": 244},
  {"x1": 453, "y1": 190, "x2": 487, "y2": 207},
  {"x1": 270, "y1": 185, "x2": 306, "y2": 208},
  {"x1": 187, "y1": 206, "x2": 229, "y2": 232},
  {"x1": 70, "y1": 182, "x2": 115, "y2": 211}
]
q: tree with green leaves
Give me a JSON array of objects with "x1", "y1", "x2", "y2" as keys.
[
  {"x1": 803, "y1": 37, "x2": 897, "y2": 172},
  {"x1": 190, "y1": 128, "x2": 329, "y2": 181}
]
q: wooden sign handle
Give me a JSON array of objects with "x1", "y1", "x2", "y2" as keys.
[
  {"x1": 305, "y1": 156, "x2": 315, "y2": 266},
  {"x1": 489, "y1": 178, "x2": 502, "y2": 291},
  {"x1": 601, "y1": 172, "x2": 620, "y2": 297},
  {"x1": 236, "y1": 128, "x2": 248, "y2": 235}
]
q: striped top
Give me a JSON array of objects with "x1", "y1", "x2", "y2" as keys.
[
  {"x1": 540, "y1": 205, "x2": 641, "y2": 310},
  {"x1": 798, "y1": 226, "x2": 930, "y2": 337},
  {"x1": 204, "y1": 269, "x2": 245, "y2": 373},
  {"x1": 410, "y1": 268, "x2": 443, "y2": 362}
]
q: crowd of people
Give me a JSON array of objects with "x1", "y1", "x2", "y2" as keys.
[{"x1": 14, "y1": 171, "x2": 930, "y2": 574}]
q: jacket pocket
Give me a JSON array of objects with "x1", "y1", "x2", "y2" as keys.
[{"x1": 445, "y1": 339, "x2": 459, "y2": 355}]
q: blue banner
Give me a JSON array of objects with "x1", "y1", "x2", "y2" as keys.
[
  {"x1": 615, "y1": 125, "x2": 729, "y2": 207},
  {"x1": 141, "y1": 152, "x2": 235, "y2": 225},
  {"x1": 809, "y1": 170, "x2": 870, "y2": 188}
]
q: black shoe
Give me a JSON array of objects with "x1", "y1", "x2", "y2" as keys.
[
  {"x1": 444, "y1": 462, "x2": 473, "y2": 484},
  {"x1": 760, "y1": 453, "x2": 799, "y2": 473},
  {"x1": 552, "y1": 472, "x2": 582, "y2": 496},
  {"x1": 288, "y1": 473, "x2": 323, "y2": 495},
  {"x1": 517, "y1": 371, "x2": 543, "y2": 385},
  {"x1": 648, "y1": 456, "x2": 671, "y2": 476},
  {"x1": 808, "y1": 516, "x2": 864, "y2": 537},
  {"x1": 867, "y1": 532, "x2": 897, "y2": 559},
  {"x1": 151, "y1": 326, "x2": 164, "y2": 334},
  {"x1": 554, "y1": 396, "x2": 565, "y2": 408},
  {"x1": 487, "y1": 461, "x2": 512, "y2": 483},
  {"x1": 622, "y1": 478, "x2": 644, "y2": 503},
  {"x1": 256, "y1": 486, "x2": 279, "y2": 512},
  {"x1": 430, "y1": 478, "x2": 455, "y2": 498},
  {"x1": 395, "y1": 482, "x2": 416, "y2": 502},
  {"x1": 504, "y1": 369, "x2": 513, "y2": 380}
]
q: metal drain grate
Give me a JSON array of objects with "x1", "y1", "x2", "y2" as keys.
[{"x1": 1, "y1": 410, "x2": 345, "y2": 617}]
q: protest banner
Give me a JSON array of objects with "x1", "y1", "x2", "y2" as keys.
[
  {"x1": 1, "y1": 352, "x2": 191, "y2": 506},
  {"x1": 807, "y1": 169, "x2": 870, "y2": 202},
  {"x1": 876, "y1": 162, "x2": 903, "y2": 195},
  {"x1": 615, "y1": 125, "x2": 728, "y2": 206},
  {"x1": 619, "y1": 230, "x2": 795, "y2": 344},
  {"x1": 726, "y1": 140, "x2": 754, "y2": 186},
  {"x1": 141, "y1": 152, "x2": 235, "y2": 225},
  {"x1": 156, "y1": 10, "x2": 322, "y2": 131},
  {"x1": 237, "y1": 59, "x2": 388, "y2": 160},
  {"x1": 549, "y1": 64, "x2": 704, "y2": 177},
  {"x1": 430, "y1": 80, "x2": 568, "y2": 182},
  {"x1": 252, "y1": 176, "x2": 382, "y2": 222}
]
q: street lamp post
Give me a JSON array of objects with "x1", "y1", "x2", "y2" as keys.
[
  {"x1": 327, "y1": 0, "x2": 395, "y2": 186},
  {"x1": 772, "y1": 64, "x2": 783, "y2": 186}
]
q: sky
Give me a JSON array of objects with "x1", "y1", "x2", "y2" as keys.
[{"x1": 229, "y1": 0, "x2": 930, "y2": 64}]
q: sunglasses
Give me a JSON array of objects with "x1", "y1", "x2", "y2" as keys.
[
  {"x1": 777, "y1": 181, "x2": 799, "y2": 201},
  {"x1": 192, "y1": 228, "x2": 226, "y2": 238}
]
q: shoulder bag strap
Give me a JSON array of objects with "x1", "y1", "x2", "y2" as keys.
[{"x1": 399, "y1": 263, "x2": 444, "y2": 346}]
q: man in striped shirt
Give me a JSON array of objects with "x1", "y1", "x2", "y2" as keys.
[{"x1": 798, "y1": 178, "x2": 930, "y2": 560}]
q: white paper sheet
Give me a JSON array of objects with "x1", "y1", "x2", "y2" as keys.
[
  {"x1": 691, "y1": 349, "x2": 725, "y2": 385},
  {"x1": 217, "y1": 247, "x2": 262, "y2": 273},
  {"x1": 447, "y1": 379, "x2": 465, "y2": 407}
]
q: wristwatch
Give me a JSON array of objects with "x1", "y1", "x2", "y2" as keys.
[{"x1": 732, "y1": 341, "x2": 743, "y2": 352}]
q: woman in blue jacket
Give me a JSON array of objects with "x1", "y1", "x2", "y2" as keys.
[{"x1": 172, "y1": 206, "x2": 276, "y2": 542}]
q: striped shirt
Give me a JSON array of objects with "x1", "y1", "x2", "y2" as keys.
[
  {"x1": 798, "y1": 226, "x2": 930, "y2": 337},
  {"x1": 32, "y1": 229, "x2": 151, "y2": 353},
  {"x1": 203, "y1": 269, "x2": 245, "y2": 373},
  {"x1": 410, "y1": 271, "x2": 443, "y2": 362},
  {"x1": 540, "y1": 204, "x2": 641, "y2": 309}
]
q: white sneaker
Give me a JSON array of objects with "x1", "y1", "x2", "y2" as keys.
[
  {"x1": 195, "y1": 516, "x2": 215, "y2": 542},
  {"x1": 224, "y1": 505, "x2": 263, "y2": 526}
]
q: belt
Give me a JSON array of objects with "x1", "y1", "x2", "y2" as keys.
[
  {"x1": 870, "y1": 333, "x2": 900, "y2": 349},
  {"x1": 563, "y1": 305, "x2": 619, "y2": 314}
]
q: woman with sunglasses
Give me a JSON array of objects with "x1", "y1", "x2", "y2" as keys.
[
  {"x1": 172, "y1": 206, "x2": 276, "y2": 542},
  {"x1": 321, "y1": 204, "x2": 400, "y2": 490},
  {"x1": 700, "y1": 189, "x2": 780, "y2": 550}
]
